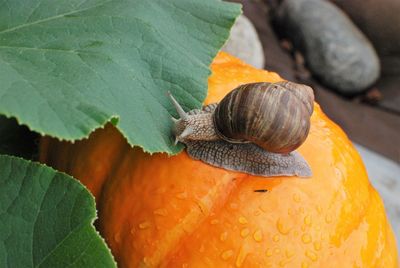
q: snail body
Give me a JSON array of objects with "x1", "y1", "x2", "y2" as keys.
[{"x1": 168, "y1": 81, "x2": 314, "y2": 177}]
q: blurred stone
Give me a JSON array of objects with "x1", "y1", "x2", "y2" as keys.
[
  {"x1": 222, "y1": 15, "x2": 265, "y2": 69},
  {"x1": 277, "y1": 0, "x2": 380, "y2": 94},
  {"x1": 331, "y1": 0, "x2": 400, "y2": 63}
]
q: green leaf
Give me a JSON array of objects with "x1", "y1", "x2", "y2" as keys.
[
  {"x1": 0, "y1": 116, "x2": 38, "y2": 159},
  {"x1": 0, "y1": 155, "x2": 116, "y2": 267},
  {"x1": 0, "y1": 0, "x2": 241, "y2": 154}
]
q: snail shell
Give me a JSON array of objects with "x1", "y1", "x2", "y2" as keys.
[
  {"x1": 167, "y1": 81, "x2": 314, "y2": 177},
  {"x1": 213, "y1": 81, "x2": 314, "y2": 153}
]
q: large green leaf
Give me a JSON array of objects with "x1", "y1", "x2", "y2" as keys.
[
  {"x1": 0, "y1": 0, "x2": 241, "y2": 154},
  {"x1": 0, "y1": 155, "x2": 116, "y2": 267}
]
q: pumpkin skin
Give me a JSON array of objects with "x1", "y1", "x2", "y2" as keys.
[{"x1": 40, "y1": 52, "x2": 398, "y2": 267}]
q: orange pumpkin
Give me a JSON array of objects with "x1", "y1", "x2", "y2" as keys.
[{"x1": 40, "y1": 52, "x2": 398, "y2": 267}]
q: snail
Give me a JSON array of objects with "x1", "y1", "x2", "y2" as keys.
[{"x1": 168, "y1": 81, "x2": 314, "y2": 177}]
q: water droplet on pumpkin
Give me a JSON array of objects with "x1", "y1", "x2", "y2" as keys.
[
  {"x1": 304, "y1": 215, "x2": 312, "y2": 226},
  {"x1": 220, "y1": 231, "x2": 228, "y2": 242},
  {"x1": 139, "y1": 221, "x2": 151, "y2": 229},
  {"x1": 305, "y1": 250, "x2": 318, "y2": 261},
  {"x1": 240, "y1": 228, "x2": 250, "y2": 238},
  {"x1": 230, "y1": 203, "x2": 239, "y2": 210},
  {"x1": 253, "y1": 229, "x2": 263, "y2": 242},
  {"x1": 302, "y1": 234, "x2": 312, "y2": 244},
  {"x1": 235, "y1": 247, "x2": 248, "y2": 267},
  {"x1": 274, "y1": 248, "x2": 281, "y2": 254},
  {"x1": 301, "y1": 261, "x2": 309, "y2": 268},
  {"x1": 238, "y1": 216, "x2": 248, "y2": 224},
  {"x1": 325, "y1": 214, "x2": 332, "y2": 224},
  {"x1": 182, "y1": 263, "x2": 188, "y2": 268},
  {"x1": 176, "y1": 192, "x2": 187, "y2": 199},
  {"x1": 210, "y1": 219, "x2": 219, "y2": 225},
  {"x1": 279, "y1": 259, "x2": 291, "y2": 267},
  {"x1": 288, "y1": 208, "x2": 294, "y2": 216},
  {"x1": 273, "y1": 234, "x2": 280, "y2": 242},
  {"x1": 316, "y1": 205, "x2": 323, "y2": 214},
  {"x1": 277, "y1": 218, "x2": 291, "y2": 235},
  {"x1": 293, "y1": 193, "x2": 301, "y2": 203},
  {"x1": 199, "y1": 244, "x2": 205, "y2": 253},
  {"x1": 266, "y1": 248, "x2": 273, "y2": 257},
  {"x1": 285, "y1": 249, "x2": 295, "y2": 258},
  {"x1": 221, "y1": 249, "x2": 234, "y2": 260},
  {"x1": 299, "y1": 207, "x2": 305, "y2": 213},
  {"x1": 153, "y1": 208, "x2": 168, "y2": 216},
  {"x1": 114, "y1": 232, "x2": 121, "y2": 243},
  {"x1": 155, "y1": 187, "x2": 166, "y2": 194},
  {"x1": 313, "y1": 241, "x2": 322, "y2": 251}
]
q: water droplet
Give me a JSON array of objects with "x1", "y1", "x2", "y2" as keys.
[
  {"x1": 313, "y1": 241, "x2": 322, "y2": 251},
  {"x1": 220, "y1": 231, "x2": 228, "y2": 242},
  {"x1": 285, "y1": 249, "x2": 295, "y2": 258},
  {"x1": 240, "y1": 228, "x2": 250, "y2": 238},
  {"x1": 305, "y1": 250, "x2": 318, "y2": 261},
  {"x1": 266, "y1": 248, "x2": 273, "y2": 257},
  {"x1": 199, "y1": 244, "x2": 205, "y2": 253},
  {"x1": 274, "y1": 248, "x2": 281, "y2": 254},
  {"x1": 210, "y1": 219, "x2": 219, "y2": 225},
  {"x1": 273, "y1": 234, "x2": 280, "y2": 242},
  {"x1": 182, "y1": 263, "x2": 188, "y2": 268},
  {"x1": 288, "y1": 208, "x2": 294, "y2": 216},
  {"x1": 293, "y1": 193, "x2": 301, "y2": 203},
  {"x1": 130, "y1": 228, "x2": 135, "y2": 235},
  {"x1": 235, "y1": 247, "x2": 248, "y2": 267},
  {"x1": 139, "y1": 221, "x2": 151, "y2": 229},
  {"x1": 316, "y1": 205, "x2": 322, "y2": 214},
  {"x1": 230, "y1": 203, "x2": 239, "y2": 210},
  {"x1": 304, "y1": 215, "x2": 312, "y2": 226},
  {"x1": 114, "y1": 232, "x2": 121, "y2": 243},
  {"x1": 277, "y1": 218, "x2": 291, "y2": 235},
  {"x1": 325, "y1": 214, "x2": 332, "y2": 223},
  {"x1": 301, "y1": 261, "x2": 309, "y2": 268},
  {"x1": 155, "y1": 187, "x2": 166, "y2": 194},
  {"x1": 302, "y1": 234, "x2": 312, "y2": 244},
  {"x1": 315, "y1": 225, "x2": 321, "y2": 231},
  {"x1": 176, "y1": 192, "x2": 187, "y2": 199},
  {"x1": 153, "y1": 208, "x2": 168, "y2": 216},
  {"x1": 299, "y1": 207, "x2": 305, "y2": 213},
  {"x1": 253, "y1": 229, "x2": 263, "y2": 242},
  {"x1": 259, "y1": 203, "x2": 268, "y2": 212},
  {"x1": 238, "y1": 216, "x2": 248, "y2": 225},
  {"x1": 221, "y1": 250, "x2": 234, "y2": 260},
  {"x1": 279, "y1": 259, "x2": 291, "y2": 267}
]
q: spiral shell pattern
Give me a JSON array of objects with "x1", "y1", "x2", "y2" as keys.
[{"x1": 213, "y1": 81, "x2": 314, "y2": 153}]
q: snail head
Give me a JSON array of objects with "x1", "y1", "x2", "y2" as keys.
[{"x1": 167, "y1": 91, "x2": 218, "y2": 145}]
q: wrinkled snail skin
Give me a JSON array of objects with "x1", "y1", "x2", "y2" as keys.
[{"x1": 167, "y1": 81, "x2": 314, "y2": 177}]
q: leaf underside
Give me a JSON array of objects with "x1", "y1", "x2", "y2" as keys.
[
  {"x1": 0, "y1": 155, "x2": 116, "y2": 267},
  {"x1": 0, "y1": 0, "x2": 241, "y2": 154}
]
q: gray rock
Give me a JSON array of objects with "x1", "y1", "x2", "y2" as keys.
[
  {"x1": 278, "y1": 0, "x2": 380, "y2": 94},
  {"x1": 331, "y1": 0, "x2": 400, "y2": 76},
  {"x1": 222, "y1": 15, "x2": 265, "y2": 69}
]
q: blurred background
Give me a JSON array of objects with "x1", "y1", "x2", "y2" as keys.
[{"x1": 222, "y1": 0, "x2": 399, "y2": 252}]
